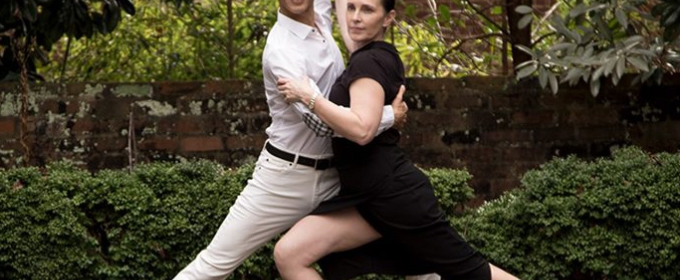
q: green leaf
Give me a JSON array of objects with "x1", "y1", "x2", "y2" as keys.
[
  {"x1": 623, "y1": 35, "x2": 644, "y2": 49},
  {"x1": 519, "y1": 14, "x2": 533, "y2": 29},
  {"x1": 627, "y1": 56, "x2": 650, "y2": 72},
  {"x1": 549, "y1": 42, "x2": 575, "y2": 52},
  {"x1": 549, "y1": 72, "x2": 559, "y2": 94},
  {"x1": 615, "y1": 8, "x2": 628, "y2": 29},
  {"x1": 439, "y1": 5, "x2": 451, "y2": 26},
  {"x1": 569, "y1": 3, "x2": 587, "y2": 18},
  {"x1": 516, "y1": 44, "x2": 537, "y2": 58},
  {"x1": 563, "y1": 67, "x2": 584, "y2": 85},
  {"x1": 491, "y1": 6, "x2": 502, "y2": 15},
  {"x1": 539, "y1": 67, "x2": 548, "y2": 88},
  {"x1": 662, "y1": 6, "x2": 680, "y2": 27},
  {"x1": 590, "y1": 78, "x2": 601, "y2": 97},
  {"x1": 515, "y1": 5, "x2": 533, "y2": 14},
  {"x1": 405, "y1": 4, "x2": 417, "y2": 19},
  {"x1": 616, "y1": 55, "x2": 626, "y2": 78},
  {"x1": 592, "y1": 65, "x2": 605, "y2": 81},
  {"x1": 516, "y1": 63, "x2": 537, "y2": 80},
  {"x1": 598, "y1": 57, "x2": 617, "y2": 78}
]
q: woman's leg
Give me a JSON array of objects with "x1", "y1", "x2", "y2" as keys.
[
  {"x1": 490, "y1": 264, "x2": 518, "y2": 280},
  {"x1": 274, "y1": 207, "x2": 382, "y2": 280}
]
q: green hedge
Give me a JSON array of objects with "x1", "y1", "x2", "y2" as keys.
[
  {"x1": 0, "y1": 160, "x2": 473, "y2": 279},
  {"x1": 3, "y1": 146, "x2": 678, "y2": 279},
  {"x1": 455, "y1": 146, "x2": 680, "y2": 279}
]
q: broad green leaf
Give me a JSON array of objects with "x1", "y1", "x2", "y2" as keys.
[
  {"x1": 592, "y1": 65, "x2": 605, "y2": 81},
  {"x1": 603, "y1": 57, "x2": 617, "y2": 76},
  {"x1": 616, "y1": 55, "x2": 626, "y2": 78},
  {"x1": 516, "y1": 44, "x2": 537, "y2": 58},
  {"x1": 549, "y1": 72, "x2": 559, "y2": 94},
  {"x1": 623, "y1": 35, "x2": 644, "y2": 48},
  {"x1": 515, "y1": 5, "x2": 533, "y2": 14},
  {"x1": 491, "y1": 6, "x2": 502, "y2": 15},
  {"x1": 563, "y1": 67, "x2": 584, "y2": 85},
  {"x1": 615, "y1": 8, "x2": 628, "y2": 29},
  {"x1": 549, "y1": 43, "x2": 575, "y2": 52},
  {"x1": 569, "y1": 3, "x2": 587, "y2": 18},
  {"x1": 662, "y1": 6, "x2": 680, "y2": 27},
  {"x1": 519, "y1": 14, "x2": 533, "y2": 29},
  {"x1": 439, "y1": 5, "x2": 451, "y2": 26},
  {"x1": 590, "y1": 78, "x2": 601, "y2": 97},
  {"x1": 539, "y1": 67, "x2": 548, "y2": 88},
  {"x1": 516, "y1": 63, "x2": 538, "y2": 80},
  {"x1": 627, "y1": 56, "x2": 650, "y2": 71},
  {"x1": 405, "y1": 4, "x2": 417, "y2": 19}
]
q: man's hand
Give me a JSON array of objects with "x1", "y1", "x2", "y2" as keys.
[{"x1": 392, "y1": 85, "x2": 408, "y2": 130}]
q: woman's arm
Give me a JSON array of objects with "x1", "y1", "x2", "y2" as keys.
[{"x1": 278, "y1": 77, "x2": 384, "y2": 145}]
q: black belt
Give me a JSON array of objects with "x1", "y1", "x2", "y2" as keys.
[{"x1": 265, "y1": 142, "x2": 334, "y2": 170}]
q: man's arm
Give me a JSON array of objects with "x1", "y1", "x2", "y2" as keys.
[
  {"x1": 334, "y1": 0, "x2": 358, "y2": 53},
  {"x1": 283, "y1": 78, "x2": 408, "y2": 137}
]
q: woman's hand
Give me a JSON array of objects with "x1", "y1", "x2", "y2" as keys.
[{"x1": 277, "y1": 76, "x2": 314, "y2": 104}]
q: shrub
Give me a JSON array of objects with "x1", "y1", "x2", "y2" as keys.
[
  {"x1": 455, "y1": 146, "x2": 680, "y2": 279},
  {"x1": 0, "y1": 160, "x2": 474, "y2": 279}
]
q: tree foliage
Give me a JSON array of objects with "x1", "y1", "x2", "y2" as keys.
[
  {"x1": 0, "y1": 0, "x2": 158, "y2": 81},
  {"x1": 38, "y1": 0, "x2": 275, "y2": 82},
  {"x1": 515, "y1": 0, "x2": 680, "y2": 96}
]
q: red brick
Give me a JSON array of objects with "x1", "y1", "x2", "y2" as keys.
[
  {"x1": 512, "y1": 111, "x2": 555, "y2": 125},
  {"x1": 139, "y1": 137, "x2": 178, "y2": 151},
  {"x1": 0, "y1": 119, "x2": 15, "y2": 135},
  {"x1": 483, "y1": 129, "x2": 533, "y2": 143},
  {"x1": 155, "y1": 82, "x2": 203, "y2": 97},
  {"x1": 577, "y1": 125, "x2": 627, "y2": 141},
  {"x1": 180, "y1": 136, "x2": 223, "y2": 152},
  {"x1": 94, "y1": 138, "x2": 127, "y2": 152},
  {"x1": 176, "y1": 118, "x2": 202, "y2": 134},
  {"x1": 72, "y1": 119, "x2": 95, "y2": 134},
  {"x1": 225, "y1": 135, "x2": 266, "y2": 150},
  {"x1": 444, "y1": 94, "x2": 484, "y2": 108},
  {"x1": 534, "y1": 126, "x2": 576, "y2": 142},
  {"x1": 566, "y1": 108, "x2": 618, "y2": 125},
  {"x1": 490, "y1": 178, "x2": 520, "y2": 198}
]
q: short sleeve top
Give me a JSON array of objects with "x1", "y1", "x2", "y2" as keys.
[{"x1": 329, "y1": 41, "x2": 405, "y2": 162}]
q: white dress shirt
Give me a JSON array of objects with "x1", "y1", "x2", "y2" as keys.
[{"x1": 262, "y1": 0, "x2": 394, "y2": 157}]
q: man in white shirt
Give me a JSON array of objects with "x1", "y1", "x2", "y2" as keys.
[{"x1": 173, "y1": 0, "x2": 410, "y2": 279}]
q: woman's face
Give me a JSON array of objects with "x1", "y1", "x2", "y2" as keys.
[{"x1": 346, "y1": 0, "x2": 395, "y2": 45}]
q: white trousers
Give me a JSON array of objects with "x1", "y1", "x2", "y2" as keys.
[
  {"x1": 174, "y1": 147, "x2": 341, "y2": 280},
  {"x1": 174, "y1": 145, "x2": 441, "y2": 280}
]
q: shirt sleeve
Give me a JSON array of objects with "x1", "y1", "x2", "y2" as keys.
[
  {"x1": 266, "y1": 48, "x2": 324, "y2": 121},
  {"x1": 315, "y1": 0, "x2": 332, "y2": 31}
]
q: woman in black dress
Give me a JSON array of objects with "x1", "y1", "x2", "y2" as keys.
[{"x1": 274, "y1": 0, "x2": 518, "y2": 279}]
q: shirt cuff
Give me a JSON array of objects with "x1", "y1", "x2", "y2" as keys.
[{"x1": 377, "y1": 105, "x2": 395, "y2": 134}]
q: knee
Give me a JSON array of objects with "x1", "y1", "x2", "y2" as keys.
[{"x1": 273, "y1": 237, "x2": 298, "y2": 269}]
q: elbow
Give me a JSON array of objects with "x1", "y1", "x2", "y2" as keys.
[{"x1": 352, "y1": 130, "x2": 375, "y2": 146}]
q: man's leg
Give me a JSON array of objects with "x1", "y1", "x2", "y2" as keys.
[{"x1": 174, "y1": 149, "x2": 339, "y2": 280}]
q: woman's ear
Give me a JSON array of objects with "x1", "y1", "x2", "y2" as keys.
[{"x1": 383, "y1": 9, "x2": 396, "y2": 27}]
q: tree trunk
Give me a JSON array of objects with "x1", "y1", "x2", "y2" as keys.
[{"x1": 506, "y1": 0, "x2": 532, "y2": 75}]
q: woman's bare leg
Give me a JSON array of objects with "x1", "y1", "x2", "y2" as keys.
[
  {"x1": 491, "y1": 264, "x2": 519, "y2": 280},
  {"x1": 274, "y1": 207, "x2": 381, "y2": 280}
]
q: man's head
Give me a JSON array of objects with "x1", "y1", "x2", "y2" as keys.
[{"x1": 279, "y1": 0, "x2": 315, "y2": 26}]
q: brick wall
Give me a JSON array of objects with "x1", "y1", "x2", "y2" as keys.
[{"x1": 1, "y1": 76, "x2": 679, "y2": 203}]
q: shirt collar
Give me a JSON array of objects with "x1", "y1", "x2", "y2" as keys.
[{"x1": 277, "y1": 10, "x2": 316, "y2": 40}]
